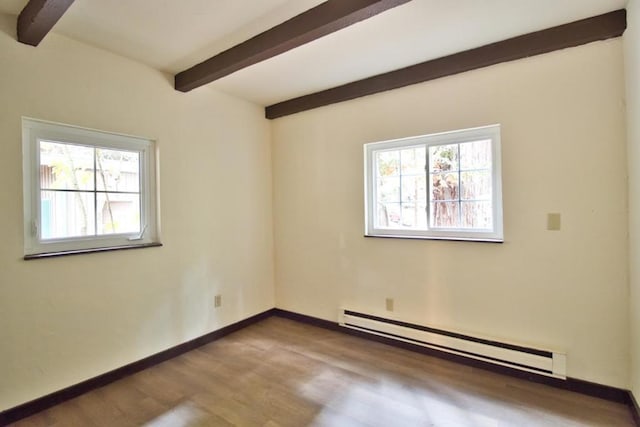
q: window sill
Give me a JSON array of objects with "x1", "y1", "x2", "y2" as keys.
[
  {"x1": 24, "y1": 242, "x2": 163, "y2": 260},
  {"x1": 364, "y1": 234, "x2": 503, "y2": 243}
]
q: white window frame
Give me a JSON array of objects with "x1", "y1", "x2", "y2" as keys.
[
  {"x1": 364, "y1": 124, "x2": 503, "y2": 242},
  {"x1": 22, "y1": 117, "x2": 159, "y2": 256}
]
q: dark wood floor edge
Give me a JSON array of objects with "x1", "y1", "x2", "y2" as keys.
[
  {"x1": 0, "y1": 308, "x2": 277, "y2": 426},
  {"x1": 272, "y1": 308, "x2": 631, "y2": 406},
  {"x1": 630, "y1": 391, "x2": 640, "y2": 427},
  {"x1": 272, "y1": 308, "x2": 342, "y2": 331}
]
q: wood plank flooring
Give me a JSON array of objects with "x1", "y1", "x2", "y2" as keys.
[{"x1": 9, "y1": 316, "x2": 635, "y2": 426}]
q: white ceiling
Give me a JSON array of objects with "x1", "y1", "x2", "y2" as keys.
[{"x1": 1, "y1": 0, "x2": 627, "y2": 106}]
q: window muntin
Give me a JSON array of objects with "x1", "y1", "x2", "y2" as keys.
[
  {"x1": 365, "y1": 125, "x2": 502, "y2": 241},
  {"x1": 23, "y1": 118, "x2": 158, "y2": 255}
]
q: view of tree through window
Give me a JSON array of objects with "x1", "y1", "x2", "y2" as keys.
[
  {"x1": 39, "y1": 141, "x2": 141, "y2": 240},
  {"x1": 429, "y1": 139, "x2": 492, "y2": 229},
  {"x1": 374, "y1": 139, "x2": 492, "y2": 230},
  {"x1": 366, "y1": 125, "x2": 502, "y2": 241}
]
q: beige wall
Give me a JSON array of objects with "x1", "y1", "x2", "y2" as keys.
[
  {"x1": 0, "y1": 14, "x2": 275, "y2": 410},
  {"x1": 626, "y1": 0, "x2": 640, "y2": 398},
  {"x1": 272, "y1": 39, "x2": 629, "y2": 387}
]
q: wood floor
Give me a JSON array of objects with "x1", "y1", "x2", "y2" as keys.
[{"x1": 9, "y1": 316, "x2": 635, "y2": 426}]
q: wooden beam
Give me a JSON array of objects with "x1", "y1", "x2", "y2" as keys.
[
  {"x1": 175, "y1": 0, "x2": 412, "y2": 92},
  {"x1": 266, "y1": 9, "x2": 627, "y2": 119},
  {"x1": 17, "y1": 0, "x2": 75, "y2": 46}
]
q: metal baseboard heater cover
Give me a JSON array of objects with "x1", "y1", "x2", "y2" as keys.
[{"x1": 339, "y1": 309, "x2": 566, "y2": 378}]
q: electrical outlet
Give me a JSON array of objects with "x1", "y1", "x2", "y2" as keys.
[
  {"x1": 214, "y1": 295, "x2": 222, "y2": 308},
  {"x1": 385, "y1": 298, "x2": 394, "y2": 312}
]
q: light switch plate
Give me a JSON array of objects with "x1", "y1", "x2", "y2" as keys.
[{"x1": 547, "y1": 213, "x2": 561, "y2": 231}]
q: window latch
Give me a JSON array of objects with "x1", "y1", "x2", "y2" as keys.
[{"x1": 128, "y1": 224, "x2": 147, "y2": 241}]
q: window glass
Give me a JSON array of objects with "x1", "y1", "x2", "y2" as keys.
[{"x1": 365, "y1": 125, "x2": 502, "y2": 241}]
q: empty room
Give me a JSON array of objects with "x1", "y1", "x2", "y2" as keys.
[{"x1": 1, "y1": 0, "x2": 640, "y2": 425}]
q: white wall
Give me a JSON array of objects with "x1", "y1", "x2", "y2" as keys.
[
  {"x1": 0, "y1": 14, "x2": 275, "y2": 410},
  {"x1": 626, "y1": 0, "x2": 640, "y2": 398},
  {"x1": 272, "y1": 39, "x2": 629, "y2": 387}
]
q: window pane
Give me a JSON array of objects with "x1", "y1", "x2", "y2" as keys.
[
  {"x1": 430, "y1": 173, "x2": 459, "y2": 202},
  {"x1": 429, "y1": 144, "x2": 458, "y2": 173},
  {"x1": 430, "y1": 201, "x2": 460, "y2": 228},
  {"x1": 400, "y1": 146, "x2": 426, "y2": 174},
  {"x1": 401, "y1": 175, "x2": 426, "y2": 202},
  {"x1": 40, "y1": 190, "x2": 95, "y2": 239},
  {"x1": 97, "y1": 193, "x2": 141, "y2": 235},
  {"x1": 401, "y1": 203, "x2": 427, "y2": 228},
  {"x1": 40, "y1": 141, "x2": 94, "y2": 190},
  {"x1": 376, "y1": 150, "x2": 399, "y2": 177},
  {"x1": 377, "y1": 176, "x2": 400, "y2": 202},
  {"x1": 461, "y1": 201, "x2": 492, "y2": 229},
  {"x1": 376, "y1": 202, "x2": 401, "y2": 228},
  {"x1": 461, "y1": 170, "x2": 492, "y2": 200},
  {"x1": 96, "y1": 148, "x2": 140, "y2": 192},
  {"x1": 460, "y1": 139, "x2": 491, "y2": 170}
]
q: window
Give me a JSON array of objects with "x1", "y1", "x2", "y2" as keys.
[
  {"x1": 22, "y1": 118, "x2": 159, "y2": 256},
  {"x1": 364, "y1": 125, "x2": 503, "y2": 241}
]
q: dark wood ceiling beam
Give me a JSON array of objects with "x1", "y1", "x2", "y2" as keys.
[
  {"x1": 175, "y1": 0, "x2": 411, "y2": 92},
  {"x1": 266, "y1": 9, "x2": 627, "y2": 119},
  {"x1": 17, "y1": 0, "x2": 75, "y2": 46}
]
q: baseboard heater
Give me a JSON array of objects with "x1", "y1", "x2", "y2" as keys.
[{"x1": 339, "y1": 309, "x2": 566, "y2": 378}]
